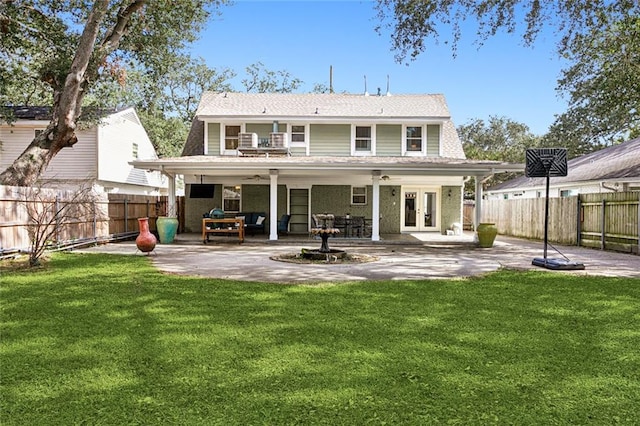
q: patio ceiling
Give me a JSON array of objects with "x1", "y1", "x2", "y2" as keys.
[{"x1": 132, "y1": 156, "x2": 524, "y2": 181}]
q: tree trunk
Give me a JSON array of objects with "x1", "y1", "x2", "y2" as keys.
[
  {"x1": 0, "y1": 124, "x2": 78, "y2": 186},
  {"x1": 0, "y1": 0, "x2": 145, "y2": 187}
]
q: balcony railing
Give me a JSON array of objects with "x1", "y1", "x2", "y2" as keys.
[{"x1": 238, "y1": 132, "x2": 289, "y2": 156}]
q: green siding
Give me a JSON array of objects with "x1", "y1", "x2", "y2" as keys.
[
  {"x1": 289, "y1": 146, "x2": 307, "y2": 156},
  {"x1": 309, "y1": 124, "x2": 351, "y2": 156},
  {"x1": 241, "y1": 184, "x2": 288, "y2": 229},
  {"x1": 426, "y1": 124, "x2": 440, "y2": 156},
  {"x1": 207, "y1": 123, "x2": 220, "y2": 155},
  {"x1": 376, "y1": 124, "x2": 401, "y2": 156},
  {"x1": 310, "y1": 185, "x2": 400, "y2": 234},
  {"x1": 245, "y1": 124, "x2": 273, "y2": 141},
  {"x1": 184, "y1": 183, "x2": 223, "y2": 233},
  {"x1": 440, "y1": 185, "x2": 462, "y2": 234}
]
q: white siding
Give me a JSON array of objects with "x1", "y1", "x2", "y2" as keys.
[
  {"x1": 0, "y1": 124, "x2": 97, "y2": 180},
  {"x1": 0, "y1": 126, "x2": 37, "y2": 170},
  {"x1": 97, "y1": 108, "x2": 165, "y2": 190},
  {"x1": 1, "y1": 108, "x2": 164, "y2": 193},
  {"x1": 47, "y1": 128, "x2": 98, "y2": 180}
]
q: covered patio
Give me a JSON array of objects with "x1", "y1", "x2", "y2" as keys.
[{"x1": 132, "y1": 155, "x2": 524, "y2": 241}]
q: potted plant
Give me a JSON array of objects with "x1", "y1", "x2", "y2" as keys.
[
  {"x1": 476, "y1": 222, "x2": 498, "y2": 248},
  {"x1": 156, "y1": 203, "x2": 179, "y2": 244}
]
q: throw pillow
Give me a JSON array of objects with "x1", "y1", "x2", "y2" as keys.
[{"x1": 256, "y1": 216, "x2": 265, "y2": 225}]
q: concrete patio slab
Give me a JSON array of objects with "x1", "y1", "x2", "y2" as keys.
[{"x1": 76, "y1": 232, "x2": 640, "y2": 283}]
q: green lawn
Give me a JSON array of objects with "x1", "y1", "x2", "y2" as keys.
[{"x1": 1, "y1": 253, "x2": 639, "y2": 425}]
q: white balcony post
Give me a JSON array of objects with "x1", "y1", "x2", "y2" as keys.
[
  {"x1": 372, "y1": 171, "x2": 381, "y2": 241},
  {"x1": 269, "y1": 169, "x2": 279, "y2": 240}
]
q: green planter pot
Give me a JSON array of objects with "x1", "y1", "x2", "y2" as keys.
[
  {"x1": 476, "y1": 223, "x2": 498, "y2": 248},
  {"x1": 156, "y1": 216, "x2": 179, "y2": 244}
]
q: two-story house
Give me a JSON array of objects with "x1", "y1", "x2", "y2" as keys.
[
  {"x1": 0, "y1": 106, "x2": 166, "y2": 195},
  {"x1": 132, "y1": 92, "x2": 522, "y2": 240}
]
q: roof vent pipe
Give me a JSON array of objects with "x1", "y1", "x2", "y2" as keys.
[
  {"x1": 364, "y1": 75, "x2": 369, "y2": 96},
  {"x1": 329, "y1": 65, "x2": 334, "y2": 94},
  {"x1": 386, "y1": 75, "x2": 391, "y2": 96}
]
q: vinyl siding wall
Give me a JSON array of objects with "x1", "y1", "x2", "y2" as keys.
[
  {"x1": 199, "y1": 122, "x2": 442, "y2": 158},
  {"x1": 309, "y1": 124, "x2": 351, "y2": 156},
  {"x1": 376, "y1": 124, "x2": 402, "y2": 156},
  {"x1": 207, "y1": 123, "x2": 221, "y2": 155},
  {"x1": 427, "y1": 124, "x2": 440, "y2": 156},
  {"x1": 98, "y1": 111, "x2": 163, "y2": 189},
  {"x1": 0, "y1": 125, "x2": 97, "y2": 180}
]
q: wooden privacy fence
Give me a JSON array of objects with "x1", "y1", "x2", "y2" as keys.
[
  {"x1": 0, "y1": 185, "x2": 109, "y2": 253},
  {"x1": 1, "y1": 185, "x2": 182, "y2": 254},
  {"x1": 578, "y1": 192, "x2": 639, "y2": 254},
  {"x1": 482, "y1": 191, "x2": 639, "y2": 254}
]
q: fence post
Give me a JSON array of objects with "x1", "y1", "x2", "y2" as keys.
[
  {"x1": 55, "y1": 194, "x2": 60, "y2": 245},
  {"x1": 146, "y1": 200, "x2": 150, "y2": 218},
  {"x1": 124, "y1": 199, "x2": 129, "y2": 233},
  {"x1": 93, "y1": 201, "x2": 97, "y2": 240},
  {"x1": 601, "y1": 199, "x2": 606, "y2": 250},
  {"x1": 576, "y1": 197, "x2": 582, "y2": 247}
]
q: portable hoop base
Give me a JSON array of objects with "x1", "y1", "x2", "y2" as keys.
[{"x1": 532, "y1": 257, "x2": 585, "y2": 270}]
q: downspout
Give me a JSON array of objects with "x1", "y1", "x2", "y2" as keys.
[{"x1": 600, "y1": 181, "x2": 619, "y2": 192}]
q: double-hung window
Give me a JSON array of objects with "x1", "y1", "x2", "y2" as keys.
[
  {"x1": 291, "y1": 125, "x2": 306, "y2": 144},
  {"x1": 355, "y1": 126, "x2": 371, "y2": 151},
  {"x1": 351, "y1": 125, "x2": 374, "y2": 155},
  {"x1": 406, "y1": 126, "x2": 422, "y2": 152},
  {"x1": 351, "y1": 186, "x2": 367, "y2": 205},
  {"x1": 223, "y1": 185, "x2": 241, "y2": 212},
  {"x1": 225, "y1": 125, "x2": 240, "y2": 150}
]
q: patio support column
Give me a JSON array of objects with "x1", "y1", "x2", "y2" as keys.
[
  {"x1": 474, "y1": 176, "x2": 483, "y2": 231},
  {"x1": 474, "y1": 174, "x2": 494, "y2": 231},
  {"x1": 166, "y1": 170, "x2": 177, "y2": 216},
  {"x1": 371, "y1": 171, "x2": 381, "y2": 241},
  {"x1": 269, "y1": 169, "x2": 279, "y2": 240}
]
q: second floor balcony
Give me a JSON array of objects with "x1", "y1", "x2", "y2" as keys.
[{"x1": 238, "y1": 132, "x2": 289, "y2": 157}]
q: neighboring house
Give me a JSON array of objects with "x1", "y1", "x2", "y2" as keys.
[
  {"x1": 486, "y1": 137, "x2": 640, "y2": 200},
  {"x1": 133, "y1": 92, "x2": 522, "y2": 240},
  {"x1": 0, "y1": 106, "x2": 166, "y2": 195}
]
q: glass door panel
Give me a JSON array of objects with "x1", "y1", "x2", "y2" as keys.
[
  {"x1": 423, "y1": 192, "x2": 437, "y2": 228},
  {"x1": 402, "y1": 188, "x2": 439, "y2": 232},
  {"x1": 404, "y1": 192, "x2": 417, "y2": 227}
]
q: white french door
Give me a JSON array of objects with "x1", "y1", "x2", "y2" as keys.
[{"x1": 401, "y1": 187, "x2": 440, "y2": 232}]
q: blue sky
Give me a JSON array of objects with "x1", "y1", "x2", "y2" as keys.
[{"x1": 192, "y1": 0, "x2": 567, "y2": 135}]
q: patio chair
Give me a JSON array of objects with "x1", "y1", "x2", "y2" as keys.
[
  {"x1": 278, "y1": 214, "x2": 291, "y2": 235},
  {"x1": 350, "y1": 216, "x2": 365, "y2": 238},
  {"x1": 333, "y1": 215, "x2": 347, "y2": 236}
]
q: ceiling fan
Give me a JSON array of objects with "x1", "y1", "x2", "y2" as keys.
[{"x1": 242, "y1": 174, "x2": 266, "y2": 181}]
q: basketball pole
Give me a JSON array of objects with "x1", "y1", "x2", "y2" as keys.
[{"x1": 543, "y1": 171, "x2": 550, "y2": 261}]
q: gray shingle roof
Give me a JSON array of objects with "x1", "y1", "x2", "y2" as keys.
[
  {"x1": 488, "y1": 137, "x2": 640, "y2": 191},
  {"x1": 195, "y1": 92, "x2": 451, "y2": 119},
  {"x1": 181, "y1": 119, "x2": 204, "y2": 156}
]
